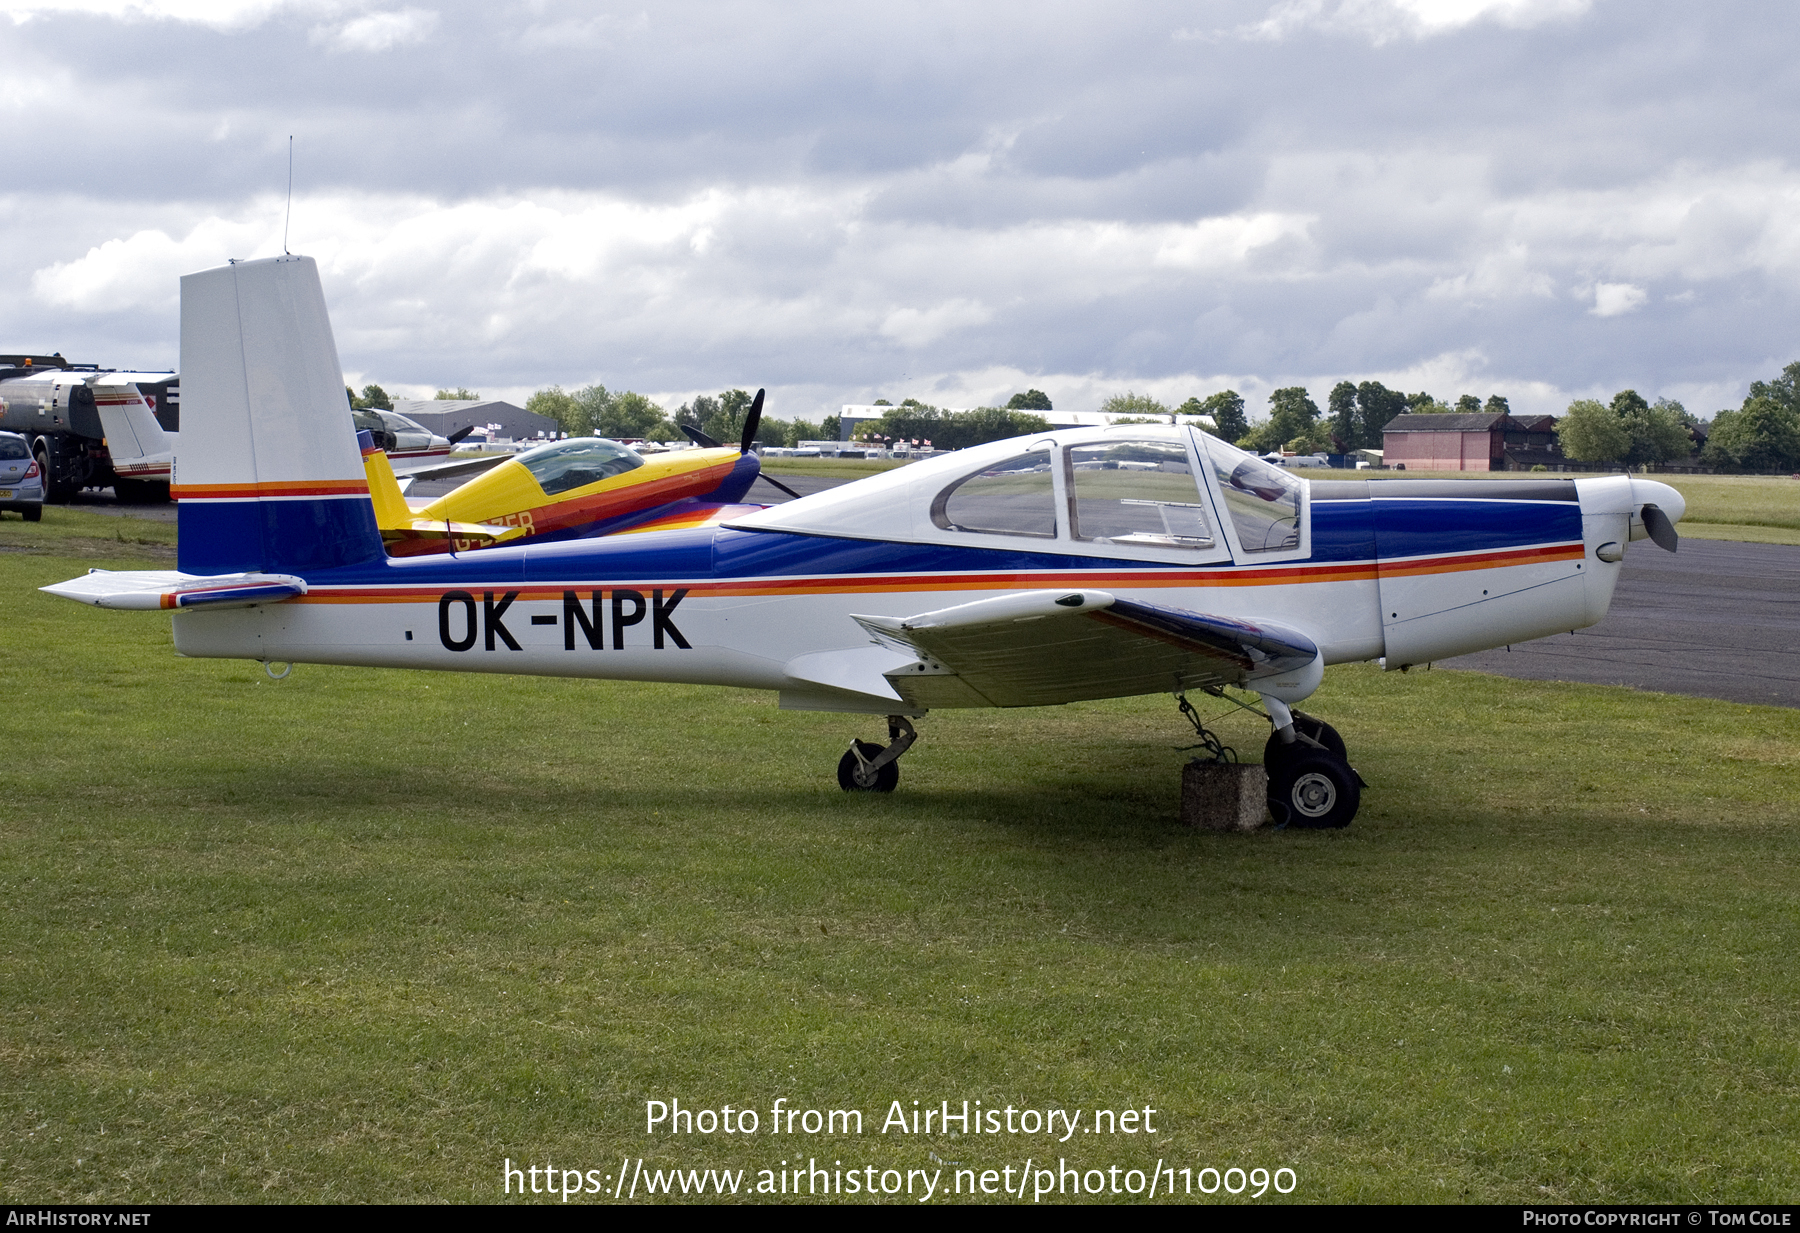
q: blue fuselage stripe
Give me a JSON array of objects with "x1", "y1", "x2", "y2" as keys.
[{"x1": 183, "y1": 494, "x2": 1582, "y2": 586}]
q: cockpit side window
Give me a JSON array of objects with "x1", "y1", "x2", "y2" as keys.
[
  {"x1": 1065, "y1": 440, "x2": 1213, "y2": 548},
  {"x1": 517, "y1": 437, "x2": 647, "y2": 496},
  {"x1": 1207, "y1": 445, "x2": 1303, "y2": 552},
  {"x1": 930, "y1": 450, "x2": 1056, "y2": 538}
]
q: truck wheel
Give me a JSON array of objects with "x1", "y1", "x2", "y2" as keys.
[
  {"x1": 22, "y1": 505, "x2": 42, "y2": 522},
  {"x1": 34, "y1": 443, "x2": 70, "y2": 504}
]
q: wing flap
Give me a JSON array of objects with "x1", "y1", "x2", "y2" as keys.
[{"x1": 852, "y1": 589, "x2": 1321, "y2": 709}]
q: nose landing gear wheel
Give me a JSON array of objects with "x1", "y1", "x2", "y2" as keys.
[
  {"x1": 838, "y1": 741, "x2": 899, "y2": 792},
  {"x1": 1268, "y1": 750, "x2": 1360, "y2": 829}
]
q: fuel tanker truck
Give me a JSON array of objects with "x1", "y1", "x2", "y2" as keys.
[{"x1": 0, "y1": 354, "x2": 178, "y2": 503}]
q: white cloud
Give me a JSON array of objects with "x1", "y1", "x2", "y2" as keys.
[
  {"x1": 1153, "y1": 213, "x2": 1314, "y2": 270},
  {"x1": 1219, "y1": 0, "x2": 1590, "y2": 44},
  {"x1": 879, "y1": 300, "x2": 994, "y2": 349},
  {"x1": 31, "y1": 216, "x2": 279, "y2": 311},
  {"x1": 21, "y1": 155, "x2": 1794, "y2": 414},
  {"x1": 515, "y1": 10, "x2": 646, "y2": 51},
  {"x1": 311, "y1": 5, "x2": 435, "y2": 51},
  {"x1": 1386, "y1": 0, "x2": 1590, "y2": 32},
  {"x1": 1590, "y1": 282, "x2": 1647, "y2": 317},
  {"x1": 1, "y1": 0, "x2": 287, "y2": 29}
]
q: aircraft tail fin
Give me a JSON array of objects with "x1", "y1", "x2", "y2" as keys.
[
  {"x1": 93, "y1": 378, "x2": 171, "y2": 466},
  {"x1": 174, "y1": 255, "x2": 383, "y2": 576},
  {"x1": 359, "y1": 431, "x2": 415, "y2": 528}
]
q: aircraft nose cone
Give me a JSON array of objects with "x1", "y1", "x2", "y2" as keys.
[{"x1": 1632, "y1": 477, "x2": 1686, "y2": 525}]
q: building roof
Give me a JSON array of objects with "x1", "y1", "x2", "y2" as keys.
[
  {"x1": 389, "y1": 399, "x2": 558, "y2": 439},
  {"x1": 1382, "y1": 412, "x2": 1511, "y2": 433}
]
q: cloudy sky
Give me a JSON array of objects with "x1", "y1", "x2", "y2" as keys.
[{"x1": 3, "y1": 0, "x2": 1797, "y2": 421}]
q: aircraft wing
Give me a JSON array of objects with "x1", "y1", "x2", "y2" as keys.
[
  {"x1": 42, "y1": 570, "x2": 306, "y2": 610},
  {"x1": 851, "y1": 589, "x2": 1320, "y2": 709}
]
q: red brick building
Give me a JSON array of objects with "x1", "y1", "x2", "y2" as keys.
[{"x1": 1381, "y1": 413, "x2": 1562, "y2": 472}]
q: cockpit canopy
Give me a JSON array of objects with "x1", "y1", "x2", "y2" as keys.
[
  {"x1": 731, "y1": 425, "x2": 1305, "y2": 559},
  {"x1": 351, "y1": 409, "x2": 434, "y2": 438},
  {"x1": 513, "y1": 437, "x2": 646, "y2": 496}
]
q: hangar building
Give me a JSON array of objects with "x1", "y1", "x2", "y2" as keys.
[{"x1": 390, "y1": 399, "x2": 558, "y2": 444}]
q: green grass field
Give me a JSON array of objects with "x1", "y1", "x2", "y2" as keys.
[
  {"x1": 1, "y1": 515, "x2": 1797, "y2": 1204},
  {"x1": 761, "y1": 456, "x2": 910, "y2": 479}
]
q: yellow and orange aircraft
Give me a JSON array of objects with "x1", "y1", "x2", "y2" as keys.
[{"x1": 359, "y1": 391, "x2": 800, "y2": 556}]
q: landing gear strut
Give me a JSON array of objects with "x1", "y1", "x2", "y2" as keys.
[
  {"x1": 837, "y1": 715, "x2": 918, "y2": 793},
  {"x1": 1261, "y1": 694, "x2": 1363, "y2": 829}
]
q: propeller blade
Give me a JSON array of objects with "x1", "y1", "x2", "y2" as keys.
[
  {"x1": 756, "y1": 471, "x2": 804, "y2": 500},
  {"x1": 739, "y1": 387, "x2": 766, "y2": 454},
  {"x1": 681, "y1": 424, "x2": 722, "y2": 449},
  {"x1": 1641, "y1": 503, "x2": 1679, "y2": 553},
  {"x1": 445, "y1": 425, "x2": 475, "y2": 446}
]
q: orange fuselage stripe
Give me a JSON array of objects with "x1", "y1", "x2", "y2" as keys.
[
  {"x1": 173, "y1": 480, "x2": 370, "y2": 499},
  {"x1": 281, "y1": 541, "x2": 1585, "y2": 605}
]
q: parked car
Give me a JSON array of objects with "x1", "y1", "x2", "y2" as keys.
[{"x1": 0, "y1": 430, "x2": 44, "y2": 521}]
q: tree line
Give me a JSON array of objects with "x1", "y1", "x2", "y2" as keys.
[
  {"x1": 365, "y1": 360, "x2": 1800, "y2": 472},
  {"x1": 1084, "y1": 383, "x2": 1492, "y2": 455},
  {"x1": 850, "y1": 391, "x2": 1057, "y2": 451},
  {"x1": 523, "y1": 385, "x2": 839, "y2": 448}
]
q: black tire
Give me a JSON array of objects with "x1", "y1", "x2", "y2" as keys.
[
  {"x1": 1263, "y1": 711, "x2": 1346, "y2": 769},
  {"x1": 837, "y1": 741, "x2": 899, "y2": 792},
  {"x1": 1268, "y1": 750, "x2": 1361, "y2": 829},
  {"x1": 113, "y1": 479, "x2": 170, "y2": 504},
  {"x1": 34, "y1": 444, "x2": 70, "y2": 504},
  {"x1": 21, "y1": 505, "x2": 41, "y2": 522}
]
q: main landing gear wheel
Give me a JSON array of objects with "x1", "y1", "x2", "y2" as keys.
[
  {"x1": 836, "y1": 715, "x2": 918, "y2": 793},
  {"x1": 838, "y1": 741, "x2": 899, "y2": 792},
  {"x1": 1263, "y1": 709, "x2": 1345, "y2": 769},
  {"x1": 1268, "y1": 750, "x2": 1361, "y2": 830}
]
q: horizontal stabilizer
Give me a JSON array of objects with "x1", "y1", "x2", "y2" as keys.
[
  {"x1": 853, "y1": 589, "x2": 1321, "y2": 709},
  {"x1": 41, "y1": 569, "x2": 306, "y2": 610},
  {"x1": 389, "y1": 453, "x2": 511, "y2": 483}
]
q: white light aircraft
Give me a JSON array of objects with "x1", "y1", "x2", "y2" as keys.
[{"x1": 42, "y1": 257, "x2": 1687, "y2": 827}]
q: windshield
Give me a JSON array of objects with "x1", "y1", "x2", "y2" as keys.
[
  {"x1": 0, "y1": 435, "x2": 27, "y2": 461},
  {"x1": 515, "y1": 437, "x2": 646, "y2": 496},
  {"x1": 1200, "y1": 434, "x2": 1303, "y2": 552},
  {"x1": 379, "y1": 411, "x2": 432, "y2": 435}
]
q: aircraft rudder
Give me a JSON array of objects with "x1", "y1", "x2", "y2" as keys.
[{"x1": 175, "y1": 256, "x2": 384, "y2": 575}]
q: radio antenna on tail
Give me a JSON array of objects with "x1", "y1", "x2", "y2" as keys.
[{"x1": 283, "y1": 136, "x2": 293, "y2": 255}]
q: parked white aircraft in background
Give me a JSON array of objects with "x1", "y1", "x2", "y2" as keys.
[
  {"x1": 93, "y1": 377, "x2": 176, "y2": 497},
  {"x1": 42, "y1": 256, "x2": 1685, "y2": 829}
]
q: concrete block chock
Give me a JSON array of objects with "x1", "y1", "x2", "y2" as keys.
[{"x1": 1181, "y1": 760, "x2": 1269, "y2": 831}]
